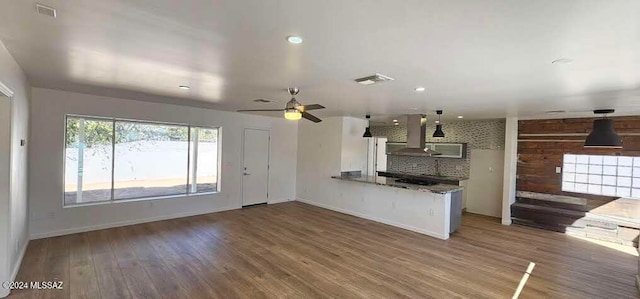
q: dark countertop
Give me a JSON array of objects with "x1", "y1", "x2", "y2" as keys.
[
  {"x1": 377, "y1": 171, "x2": 468, "y2": 184},
  {"x1": 331, "y1": 175, "x2": 464, "y2": 194}
]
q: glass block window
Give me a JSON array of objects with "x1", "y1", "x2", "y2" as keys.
[{"x1": 562, "y1": 154, "x2": 640, "y2": 198}]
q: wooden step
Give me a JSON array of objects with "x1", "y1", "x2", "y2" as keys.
[
  {"x1": 512, "y1": 218, "x2": 567, "y2": 232},
  {"x1": 512, "y1": 201, "x2": 640, "y2": 247},
  {"x1": 516, "y1": 191, "x2": 588, "y2": 206},
  {"x1": 511, "y1": 202, "x2": 585, "y2": 217},
  {"x1": 516, "y1": 197, "x2": 588, "y2": 212}
]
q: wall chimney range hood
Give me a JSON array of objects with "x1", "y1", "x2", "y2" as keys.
[{"x1": 389, "y1": 114, "x2": 441, "y2": 157}]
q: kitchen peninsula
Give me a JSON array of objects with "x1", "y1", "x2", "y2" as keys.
[{"x1": 331, "y1": 174, "x2": 463, "y2": 240}]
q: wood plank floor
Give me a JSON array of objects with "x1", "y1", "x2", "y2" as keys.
[{"x1": 9, "y1": 201, "x2": 639, "y2": 298}]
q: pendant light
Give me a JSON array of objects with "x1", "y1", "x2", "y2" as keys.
[
  {"x1": 584, "y1": 109, "x2": 622, "y2": 148},
  {"x1": 432, "y1": 110, "x2": 445, "y2": 138},
  {"x1": 363, "y1": 115, "x2": 373, "y2": 138}
]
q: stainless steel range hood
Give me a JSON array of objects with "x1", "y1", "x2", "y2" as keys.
[{"x1": 388, "y1": 114, "x2": 441, "y2": 157}]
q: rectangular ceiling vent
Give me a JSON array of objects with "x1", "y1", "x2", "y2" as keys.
[
  {"x1": 354, "y1": 73, "x2": 395, "y2": 85},
  {"x1": 36, "y1": 4, "x2": 57, "y2": 18}
]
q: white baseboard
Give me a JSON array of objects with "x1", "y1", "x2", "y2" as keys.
[
  {"x1": 502, "y1": 219, "x2": 512, "y2": 226},
  {"x1": 30, "y1": 205, "x2": 239, "y2": 240},
  {"x1": 11, "y1": 239, "x2": 29, "y2": 280},
  {"x1": 0, "y1": 239, "x2": 28, "y2": 298},
  {"x1": 296, "y1": 198, "x2": 448, "y2": 240},
  {"x1": 268, "y1": 198, "x2": 292, "y2": 204}
]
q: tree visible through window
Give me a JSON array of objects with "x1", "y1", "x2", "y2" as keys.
[{"x1": 64, "y1": 116, "x2": 220, "y2": 206}]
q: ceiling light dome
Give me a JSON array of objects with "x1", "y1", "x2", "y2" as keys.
[
  {"x1": 284, "y1": 108, "x2": 302, "y2": 120},
  {"x1": 287, "y1": 36, "x2": 303, "y2": 44}
]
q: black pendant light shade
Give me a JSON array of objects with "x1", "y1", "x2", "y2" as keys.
[
  {"x1": 584, "y1": 111, "x2": 622, "y2": 148},
  {"x1": 433, "y1": 124, "x2": 445, "y2": 138},
  {"x1": 432, "y1": 110, "x2": 445, "y2": 138},
  {"x1": 363, "y1": 127, "x2": 373, "y2": 138},
  {"x1": 363, "y1": 114, "x2": 373, "y2": 138}
]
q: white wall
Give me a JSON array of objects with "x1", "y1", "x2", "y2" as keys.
[
  {"x1": 296, "y1": 117, "x2": 343, "y2": 200},
  {"x1": 28, "y1": 88, "x2": 297, "y2": 238},
  {"x1": 0, "y1": 41, "x2": 30, "y2": 298},
  {"x1": 340, "y1": 117, "x2": 369, "y2": 172}
]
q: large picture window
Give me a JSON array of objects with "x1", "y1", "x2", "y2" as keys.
[
  {"x1": 64, "y1": 115, "x2": 220, "y2": 206},
  {"x1": 562, "y1": 154, "x2": 640, "y2": 199}
]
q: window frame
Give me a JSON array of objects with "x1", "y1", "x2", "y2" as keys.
[
  {"x1": 63, "y1": 114, "x2": 222, "y2": 208},
  {"x1": 561, "y1": 153, "x2": 640, "y2": 199}
]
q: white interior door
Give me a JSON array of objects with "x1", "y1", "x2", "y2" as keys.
[
  {"x1": 242, "y1": 129, "x2": 270, "y2": 206},
  {"x1": 467, "y1": 149, "x2": 505, "y2": 217}
]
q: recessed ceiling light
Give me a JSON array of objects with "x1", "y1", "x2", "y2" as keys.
[
  {"x1": 435, "y1": 120, "x2": 440, "y2": 124},
  {"x1": 287, "y1": 36, "x2": 303, "y2": 44},
  {"x1": 394, "y1": 123, "x2": 399, "y2": 126},
  {"x1": 457, "y1": 116, "x2": 464, "y2": 119},
  {"x1": 392, "y1": 119, "x2": 398, "y2": 122},
  {"x1": 552, "y1": 58, "x2": 573, "y2": 64},
  {"x1": 179, "y1": 85, "x2": 190, "y2": 90},
  {"x1": 414, "y1": 87, "x2": 426, "y2": 92}
]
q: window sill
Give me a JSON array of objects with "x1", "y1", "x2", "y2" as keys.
[{"x1": 63, "y1": 191, "x2": 220, "y2": 209}]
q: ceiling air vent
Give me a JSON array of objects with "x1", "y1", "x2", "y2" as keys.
[
  {"x1": 253, "y1": 99, "x2": 272, "y2": 103},
  {"x1": 354, "y1": 73, "x2": 395, "y2": 85},
  {"x1": 36, "y1": 4, "x2": 57, "y2": 18}
]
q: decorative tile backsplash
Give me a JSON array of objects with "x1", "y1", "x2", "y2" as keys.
[{"x1": 371, "y1": 119, "x2": 506, "y2": 178}]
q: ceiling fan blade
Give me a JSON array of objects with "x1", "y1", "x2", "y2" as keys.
[
  {"x1": 237, "y1": 109, "x2": 285, "y2": 112},
  {"x1": 298, "y1": 104, "x2": 325, "y2": 112},
  {"x1": 302, "y1": 112, "x2": 322, "y2": 123}
]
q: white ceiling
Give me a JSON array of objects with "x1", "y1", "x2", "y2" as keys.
[{"x1": 1, "y1": 0, "x2": 639, "y2": 122}]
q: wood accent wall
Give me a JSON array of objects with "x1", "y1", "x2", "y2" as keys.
[{"x1": 517, "y1": 116, "x2": 640, "y2": 204}]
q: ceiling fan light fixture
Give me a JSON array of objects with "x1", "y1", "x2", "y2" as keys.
[
  {"x1": 584, "y1": 110, "x2": 622, "y2": 148},
  {"x1": 284, "y1": 108, "x2": 302, "y2": 120}
]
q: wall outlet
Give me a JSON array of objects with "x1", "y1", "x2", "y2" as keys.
[
  {"x1": 555, "y1": 167, "x2": 562, "y2": 174},
  {"x1": 429, "y1": 209, "x2": 434, "y2": 216},
  {"x1": 412, "y1": 163, "x2": 417, "y2": 167},
  {"x1": 392, "y1": 202, "x2": 396, "y2": 209},
  {"x1": 455, "y1": 165, "x2": 463, "y2": 171}
]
